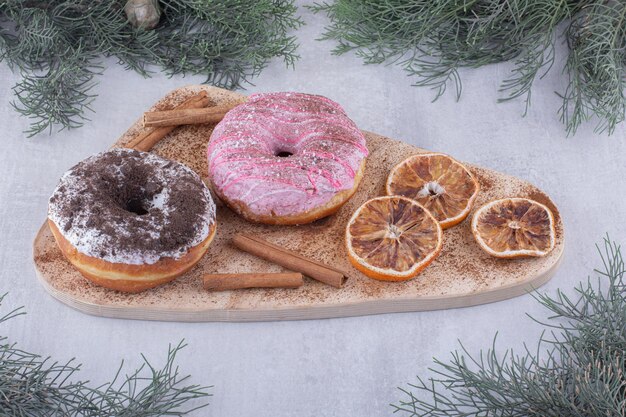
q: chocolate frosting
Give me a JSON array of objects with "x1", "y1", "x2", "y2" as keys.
[{"x1": 48, "y1": 148, "x2": 216, "y2": 265}]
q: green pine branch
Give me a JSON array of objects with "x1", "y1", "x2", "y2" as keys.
[
  {"x1": 312, "y1": 0, "x2": 626, "y2": 136},
  {"x1": 0, "y1": 293, "x2": 210, "y2": 415},
  {"x1": 391, "y1": 235, "x2": 626, "y2": 416},
  {"x1": 0, "y1": 0, "x2": 303, "y2": 137},
  {"x1": 560, "y1": 2, "x2": 626, "y2": 135}
]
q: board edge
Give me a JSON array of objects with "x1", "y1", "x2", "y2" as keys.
[{"x1": 34, "y1": 221, "x2": 564, "y2": 322}]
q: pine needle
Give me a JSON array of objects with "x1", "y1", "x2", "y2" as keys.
[
  {"x1": 0, "y1": 0, "x2": 303, "y2": 136},
  {"x1": 0, "y1": 292, "x2": 211, "y2": 416},
  {"x1": 391, "y1": 235, "x2": 626, "y2": 416},
  {"x1": 312, "y1": 0, "x2": 626, "y2": 136}
]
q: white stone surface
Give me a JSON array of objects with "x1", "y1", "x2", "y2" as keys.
[{"x1": 1, "y1": 5, "x2": 625, "y2": 416}]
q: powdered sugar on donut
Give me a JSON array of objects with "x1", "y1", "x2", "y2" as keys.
[
  {"x1": 48, "y1": 148, "x2": 216, "y2": 265},
  {"x1": 207, "y1": 92, "x2": 368, "y2": 217}
]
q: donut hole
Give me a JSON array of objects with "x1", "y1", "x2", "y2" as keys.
[
  {"x1": 275, "y1": 150, "x2": 293, "y2": 158},
  {"x1": 114, "y1": 181, "x2": 164, "y2": 216},
  {"x1": 124, "y1": 197, "x2": 150, "y2": 216},
  {"x1": 115, "y1": 184, "x2": 160, "y2": 216}
]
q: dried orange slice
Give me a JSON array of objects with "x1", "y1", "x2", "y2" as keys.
[
  {"x1": 471, "y1": 198, "x2": 556, "y2": 258},
  {"x1": 386, "y1": 153, "x2": 479, "y2": 229},
  {"x1": 345, "y1": 196, "x2": 443, "y2": 281}
]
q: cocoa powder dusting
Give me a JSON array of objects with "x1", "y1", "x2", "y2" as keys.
[{"x1": 34, "y1": 86, "x2": 564, "y2": 319}]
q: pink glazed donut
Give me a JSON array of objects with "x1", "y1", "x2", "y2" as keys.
[{"x1": 207, "y1": 92, "x2": 368, "y2": 225}]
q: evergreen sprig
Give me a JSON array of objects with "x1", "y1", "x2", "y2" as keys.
[
  {"x1": 561, "y1": 2, "x2": 626, "y2": 135},
  {"x1": 391, "y1": 236, "x2": 626, "y2": 416},
  {"x1": 0, "y1": 293, "x2": 211, "y2": 416},
  {"x1": 0, "y1": 0, "x2": 303, "y2": 136},
  {"x1": 312, "y1": 0, "x2": 626, "y2": 135}
]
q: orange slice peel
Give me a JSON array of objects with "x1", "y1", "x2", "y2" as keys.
[
  {"x1": 471, "y1": 197, "x2": 556, "y2": 258},
  {"x1": 386, "y1": 153, "x2": 479, "y2": 229},
  {"x1": 345, "y1": 196, "x2": 443, "y2": 281}
]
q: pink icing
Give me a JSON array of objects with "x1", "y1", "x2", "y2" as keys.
[{"x1": 207, "y1": 92, "x2": 369, "y2": 217}]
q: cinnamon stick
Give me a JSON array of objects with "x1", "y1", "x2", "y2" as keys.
[
  {"x1": 203, "y1": 272, "x2": 303, "y2": 291},
  {"x1": 143, "y1": 105, "x2": 235, "y2": 128},
  {"x1": 232, "y1": 233, "x2": 348, "y2": 288},
  {"x1": 125, "y1": 91, "x2": 210, "y2": 152}
]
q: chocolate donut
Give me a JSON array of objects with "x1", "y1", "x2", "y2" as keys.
[
  {"x1": 207, "y1": 92, "x2": 368, "y2": 225},
  {"x1": 48, "y1": 148, "x2": 216, "y2": 292}
]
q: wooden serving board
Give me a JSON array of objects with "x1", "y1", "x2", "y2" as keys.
[{"x1": 33, "y1": 86, "x2": 564, "y2": 322}]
